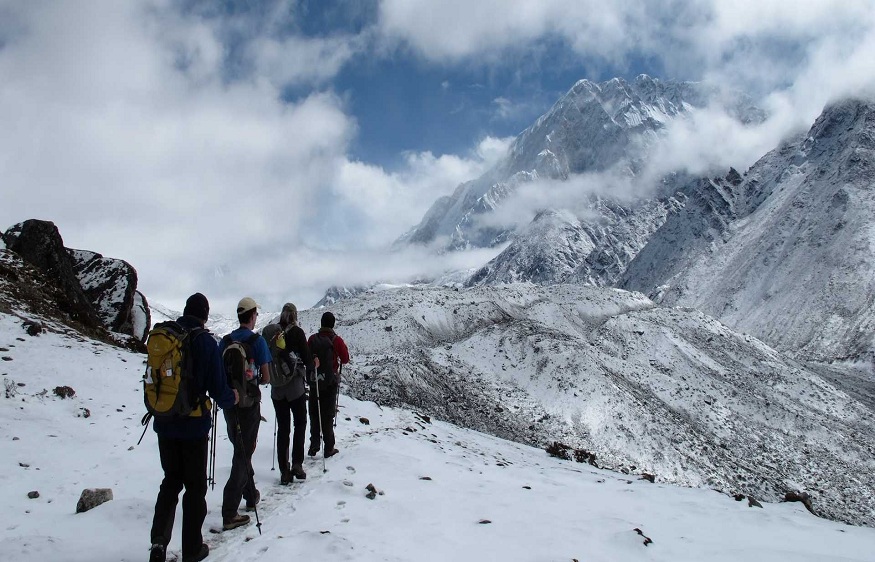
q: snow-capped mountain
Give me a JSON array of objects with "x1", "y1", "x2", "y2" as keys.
[
  {"x1": 399, "y1": 75, "x2": 762, "y2": 251},
  {"x1": 623, "y1": 98, "x2": 875, "y2": 362},
  {"x1": 467, "y1": 196, "x2": 684, "y2": 288},
  {"x1": 295, "y1": 284, "x2": 875, "y2": 527}
]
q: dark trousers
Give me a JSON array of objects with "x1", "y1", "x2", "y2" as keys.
[
  {"x1": 222, "y1": 404, "x2": 260, "y2": 519},
  {"x1": 308, "y1": 383, "x2": 337, "y2": 451},
  {"x1": 150, "y1": 436, "x2": 208, "y2": 557},
  {"x1": 273, "y1": 395, "x2": 307, "y2": 469}
]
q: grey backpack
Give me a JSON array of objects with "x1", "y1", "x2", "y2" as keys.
[{"x1": 262, "y1": 323, "x2": 305, "y2": 388}]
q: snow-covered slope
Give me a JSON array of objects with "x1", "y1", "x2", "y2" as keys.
[
  {"x1": 624, "y1": 98, "x2": 875, "y2": 361},
  {"x1": 296, "y1": 284, "x2": 875, "y2": 527},
  {"x1": 1, "y1": 311, "x2": 874, "y2": 562}
]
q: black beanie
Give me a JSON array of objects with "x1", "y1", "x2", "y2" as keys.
[
  {"x1": 321, "y1": 311, "x2": 335, "y2": 329},
  {"x1": 183, "y1": 292, "x2": 209, "y2": 322}
]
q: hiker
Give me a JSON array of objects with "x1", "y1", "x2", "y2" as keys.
[
  {"x1": 271, "y1": 302, "x2": 316, "y2": 483},
  {"x1": 218, "y1": 297, "x2": 271, "y2": 531},
  {"x1": 307, "y1": 311, "x2": 350, "y2": 458},
  {"x1": 149, "y1": 293, "x2": 238, "y2": 562}
]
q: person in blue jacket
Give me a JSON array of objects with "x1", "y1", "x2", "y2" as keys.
[
  {"x1": 150, "y1": 293, "x2": 238, "y2": 562},
  {"x1": 217, "y1": 297, "x2": 271, "y2": 531}
]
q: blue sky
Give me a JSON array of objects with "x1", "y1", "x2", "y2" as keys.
[{"x1": 1, "y1": 0, "x2": 874, "y2": 311}]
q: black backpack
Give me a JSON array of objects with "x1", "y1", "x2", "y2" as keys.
[
  {"x1": 261, "y1": 323, "x2": 305, "y2": 388},
  {"x1": 310, "y1": 332, "x2": 337, "y2": 386},
  {"x1": 222, "y1": 333, "x2": 261, "y2": 408}
]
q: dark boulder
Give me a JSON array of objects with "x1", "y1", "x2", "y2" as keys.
[
  {"x1": 3, "y1": 220, "x2": 151, "y2": 341},
  {"x1": 3, "y1": 220, "x2": 101, "y2": 329}
]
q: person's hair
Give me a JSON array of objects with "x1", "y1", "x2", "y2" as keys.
[
  {"x1": 280, "y1": 303, "x2": 297, "y2": 327},
  {"x1": 238, "y1": 309, "x2": 257, "y2": 325}
]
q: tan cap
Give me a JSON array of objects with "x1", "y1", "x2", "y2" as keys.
[{"x1": 236, "y1": 297, "x2": 260, "y2": 315}]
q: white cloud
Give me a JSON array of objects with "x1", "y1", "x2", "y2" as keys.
[
  {"x1": 378, "y1": 0, "x2": 875, "y2": 120},
  {"x1": 0, "y1": 1, "x2": 356, "y2": 307},
  {"x1": 330, "y1": 136, "x2": 513, "y2": 248}
]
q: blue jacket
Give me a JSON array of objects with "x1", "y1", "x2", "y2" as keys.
[
  {"x1": 153, "y1": 315, "x2": 237, "y2": 440},
  {"x1": 218, "y1": 327, "x2": 271, "y2": 406}
]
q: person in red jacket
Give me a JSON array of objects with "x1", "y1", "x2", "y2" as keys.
[{"x1": 307, "y1": 311, "x2": 350, "y2": 458}]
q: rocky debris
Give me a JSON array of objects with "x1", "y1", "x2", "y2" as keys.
[
  {"x1": 640, "y1": 473, "x2": 656, "y2": 483},
  {"x1": 78, "y1": 407, "x2": 91, "y2": 418},
  {"x1": 546, "y1": 442, "x2": 600, "y2": 467},
  {"x1": 4, "y1": 379, "x2": 17, "y2": 399},
  {"x1": 27, "y1": 491, "x2": 39, "y2": 499},
  {"x1": 365, "y1": 483, "x2": 384, "y2": 500},
  {"x1": 359, "y1": 417, "x2": 370, "y2": 425},
  {"x1": 633, "y1": 528, "x2": 653, "y2": 546},
  {"x1": 785, "y1": 490, "x2": 816, "y2": 515},
  {"x1": 546, "y1": 441, "x2": 571, "y2": 460},
  {"x1": 748, "y1": 496, "x2": 763, "y2": 509},
  {"x1": 53, "y1": 386, "x2": 75, "y2": 399},
  {"x1": 76, "y1": 488, "x2": 113, "y2": 513},
  {"x1": 23, "y1": 320, "x2": 43, "y2": 336}
]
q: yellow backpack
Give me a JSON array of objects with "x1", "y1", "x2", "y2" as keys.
[{"x1": 143, "y1": 321, "x2": 211, "y2": 418}]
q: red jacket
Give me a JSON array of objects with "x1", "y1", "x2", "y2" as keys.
[{"x1": 308, "y1": 328, "x2": 350, "y2": 375}]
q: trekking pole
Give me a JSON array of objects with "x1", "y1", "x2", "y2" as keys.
[
  {"x1": 271, "y1": 414, "x2": 277, "y2": 471},
  {"x1": 137, "y1": 413, "x2": 152, "y2": 446},
  {"x1": 333, "y1": 364, "x2": 342, "y2": 428},
  {"x1": 233, "y1": 408, "x2": 262, "y2": 535},
  {"x1": 208, "y1": 402, "x2": 218, "y2": 490},
  {"x1": 314, "y1": 375, "x2": 327, "y2": 474}
]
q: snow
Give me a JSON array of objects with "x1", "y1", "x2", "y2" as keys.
[{"x1": 1, "y1": 311, "x2": 873, "y2": 562}]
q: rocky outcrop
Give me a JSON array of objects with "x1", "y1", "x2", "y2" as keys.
[
  {"x1": 70, "y1": 249, "x2": 149, "y2": 339},
  {"x1": 3, "y1": 220, "x2": 102, "y2": 329},
  {"x1": 2, "y1": 219, "x2": 150, "y2": 342}
]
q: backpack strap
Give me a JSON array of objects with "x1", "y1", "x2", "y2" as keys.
[{"x1": 183, "y1": 326, "x2": 209, "y2": 415}]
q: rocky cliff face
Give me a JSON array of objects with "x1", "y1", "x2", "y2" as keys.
[{"x1": 623, "y1": 99, "x2": 875, "y2": 361}]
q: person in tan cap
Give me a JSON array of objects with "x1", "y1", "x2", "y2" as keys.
[{"x1": 217, "y1": 297, "x2": 271, "y2": 531}]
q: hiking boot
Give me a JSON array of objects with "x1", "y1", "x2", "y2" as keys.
[
  {"x1": 280, "y1": 468, "x2": 292, "y2": 485},
  {"x1": 308, "y1": 445, "x2": 319, "y2": 457},
  {"x1": 182, "y1": 543, "x2": 209, "y2": 562},
  {"x1": 291, "y1": 464, "x2": 307, "y2": 480},
  {"x1": 222, "y1": 513, "x2": 250, "y2": 531},
  {"x1": 245, "y1": 489, "x2": 260, "y2": 511},
  {"x1": 149, "y1": 543, "x2": 166, "y2": 562},
  {"x1": 325, "y1": 448, "x2": 339, "y2": 458}
]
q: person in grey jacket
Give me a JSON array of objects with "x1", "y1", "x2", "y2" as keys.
[{"x1": 271, "y1": 302, "x2": 316, "y2": 483}]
